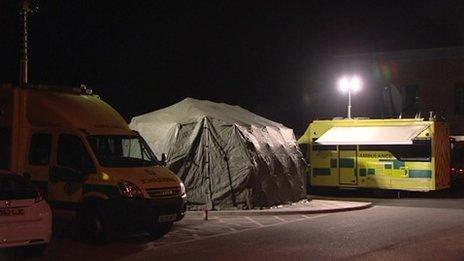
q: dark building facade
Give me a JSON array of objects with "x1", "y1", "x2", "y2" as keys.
[{"x1": 335, "y1": 46, "x2": 464, "y2": 135}]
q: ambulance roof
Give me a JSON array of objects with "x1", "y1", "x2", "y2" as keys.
[
  {"x1": 315, "y1": 125, "x2": 430, "y2": 145},
  {"x1": 298, "y1": 118, "x2": 434, "y2": 144},
  {"x1": 25, "y1": 88, "x2": 131, "y2": 135}
]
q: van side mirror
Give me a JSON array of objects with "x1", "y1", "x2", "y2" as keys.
[{"x1": 161, "y1": 153, "x2": 167, "y2": 166}]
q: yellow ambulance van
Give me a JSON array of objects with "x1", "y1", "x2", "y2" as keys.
[
  {"x1": 299, "y1": 118, "x2": 450, "y2": 192},
  {"x1": 0, "y1": 84, "x2": 186, "y2": 242}
]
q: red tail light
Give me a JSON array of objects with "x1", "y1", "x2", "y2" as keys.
[{"x1": 34, "y1": 190, "x2": 44, "y2": 203}]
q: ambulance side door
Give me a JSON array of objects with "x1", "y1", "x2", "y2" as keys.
[
  {"x1": 48, "y1": 133, "x2": 95, "y2": 209},
  {"x1": 23, "y1": 132, "x2": 54, "y2": 196},
  {"x1": 339, "y1": 145, "x2": 358, "y2": 185}
]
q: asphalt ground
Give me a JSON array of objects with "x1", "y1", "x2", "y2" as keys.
[
  {"x1": 0, "y1": 198, "x2": 371, "y2": 260},
  {"x1": 3, "y1": 187, "x2": 464, "y2": 260}
]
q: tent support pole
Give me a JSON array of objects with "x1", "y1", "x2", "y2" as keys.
[{"x1": 203, "y1": 118, "x2": 214, "y2": 210}]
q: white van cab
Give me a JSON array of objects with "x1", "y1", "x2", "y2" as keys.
[{"x1": 0, "y1": 84, "x2": 187, "y2": 242}]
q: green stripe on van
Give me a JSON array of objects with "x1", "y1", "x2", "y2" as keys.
[
  {"x1": 393, "y1": 160, "x2": 405, "y2": 169},
  {"x1": 330, "y1": 158, "x2": 338, "y2": 168},
  {"x1": 359, "y1": 169, "x2": 366, "y2": 176},
  {"x1": 340, "y1": 158, "x2": 355, "y2": 168},
  {"x1": 313, "y1": 168, "x2": 331, "y2": 176},
  {"x1": 409, "y1": 170, "x2": 432, "y2": 178},
  {"x1": 367, "y1": 168, "x2": 375, "y2": 175}
]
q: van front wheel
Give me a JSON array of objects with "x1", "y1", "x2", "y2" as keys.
[
  {"x1": 78, "y1": 206, "x2": 111, "y2": 244},
  {"x1": 147, "y1": 222, "x2": 173, "y2": 239}
]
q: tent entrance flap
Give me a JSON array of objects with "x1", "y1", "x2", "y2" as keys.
[{"x1": 315, "y1": 125, "x2": 430, "y2": 145}]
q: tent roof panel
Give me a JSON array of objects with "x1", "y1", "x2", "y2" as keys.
[{"x1": 130, "y1": 97, "x2": 287, "y2": 129}]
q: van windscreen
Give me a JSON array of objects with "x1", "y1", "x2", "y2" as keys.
[{"x1": 87, "y1": 135, "x2": 159, "y2": 167}]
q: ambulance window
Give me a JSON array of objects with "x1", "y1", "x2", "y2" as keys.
[
  {"x1": 28, "y1": 133, "x2": 52, "y2": 165},
  {"x1": 57, "y1": 134, "x2": 95, "y2": 172}
]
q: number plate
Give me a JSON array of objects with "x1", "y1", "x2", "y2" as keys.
[
  {"x1": 0, "y1": 208, "x2": 25, "y2": 216},
  {"x1": 158, "y1": 214, "x2": 177, "y2": 223}
]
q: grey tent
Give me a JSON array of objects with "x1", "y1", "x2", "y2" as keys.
[{"x1": 129, "y1": 98, "x2": 306, "y2": 210}]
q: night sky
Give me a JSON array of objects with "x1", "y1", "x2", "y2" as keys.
[{"x1": 1, "y1": 0, "x2": 464, "y2": 134}]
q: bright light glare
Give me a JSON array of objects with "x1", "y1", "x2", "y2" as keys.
[
  {"x1": 351, "y1": 76, "x2": 362, "y2": 92},
  {"x1": 338, "y1": 77, "x2": 350, "y2": 92},
  {"x1": 338, "y1": 75, "x2": 362, "y2": 93}
]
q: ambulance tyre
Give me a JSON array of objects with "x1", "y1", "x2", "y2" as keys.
[
  {"x1": 147, "y1": 222, "x2": 173, "y2": 239},
  {"x1": 78, "y1": 201, "x2": 112, "y2": 244}
]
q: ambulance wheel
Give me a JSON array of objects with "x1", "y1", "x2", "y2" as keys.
[
  {"x1": 147, "y1": 222, "x2": 173, "y2": 239},
  {"x1": 78, "y1": 205, "x2": 112, "y2": 244}
]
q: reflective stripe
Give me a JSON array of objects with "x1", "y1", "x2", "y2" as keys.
[
  {"x1": 340, "y1": 158, "x2": 355, "y2": 168},
  {"x1": 330, "y1": 159, "x2": 337, "y2": 168},
  {"x1": 409, "y1": 170, "x2": 432, "y2": 178},
  {"x1": 313, "y1": 168, "x2": 331, "y2": 176},
  {"x1": 359, "y1": 169, "x2": 366, "y2": 176}
]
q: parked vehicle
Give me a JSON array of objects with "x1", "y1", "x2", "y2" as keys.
[
  {"x1": 0, "y1": 171, "x2": 52, "y2": 255},
  {"x1": 299, "y1": 118, "x2": 450, "y2": 192},
  {"x1": 0, "y1": 84, "x2": 187, "y2": 242},
  {"x1": 450, "y1": 136, "x2": 464, "y2": 188}
]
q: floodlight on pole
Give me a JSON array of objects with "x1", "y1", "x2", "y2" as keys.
[{"x1": 338, "y1": 75, "x2": 362, "y2": 119}]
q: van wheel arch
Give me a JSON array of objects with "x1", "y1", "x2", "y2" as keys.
[{"x1": 77, "y1": 196, "x2": 113, "y2": 243}]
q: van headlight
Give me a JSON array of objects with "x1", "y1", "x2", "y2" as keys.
[
  {"x1": 180, "y1": 182, "x2": 187, "y2": 198},
  {"x1": 118, "y1": 180, "x2": 143, "y2": 198}
]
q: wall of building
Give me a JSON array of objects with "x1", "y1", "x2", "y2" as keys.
[{"x1": 335, "y1": 47, "x2": 464, "y2": 135}]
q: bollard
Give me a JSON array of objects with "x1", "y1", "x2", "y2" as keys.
[{"x1": 203, "y1": 206, "x2": 208, "y2": 220}]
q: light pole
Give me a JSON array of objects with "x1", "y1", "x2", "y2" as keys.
[{"x1": 338, "y1": 75, "x2": 362, "y2": 119}]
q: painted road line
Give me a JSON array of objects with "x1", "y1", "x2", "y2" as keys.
[
  {"x1": 273, "y1": 216, "x2": 287, "y2": 222},
  {"x1": 148, "y1": 214, "x2": 329, "y2": 248},
  {"x1": 245, "y1": 216, "x2": 264, "y2": 227}
]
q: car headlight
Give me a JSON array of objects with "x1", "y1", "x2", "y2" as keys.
[
  {"x1": 180, "y1": 182, "x2": 187, "y2": 198},
  {"x1": 118, "y1": 180, "x2": 143, "y2": 198}
]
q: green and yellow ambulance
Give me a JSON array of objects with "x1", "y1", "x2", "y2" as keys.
[{"x1": 299, "y1": 118, "x2": 450, "y2": 191}]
